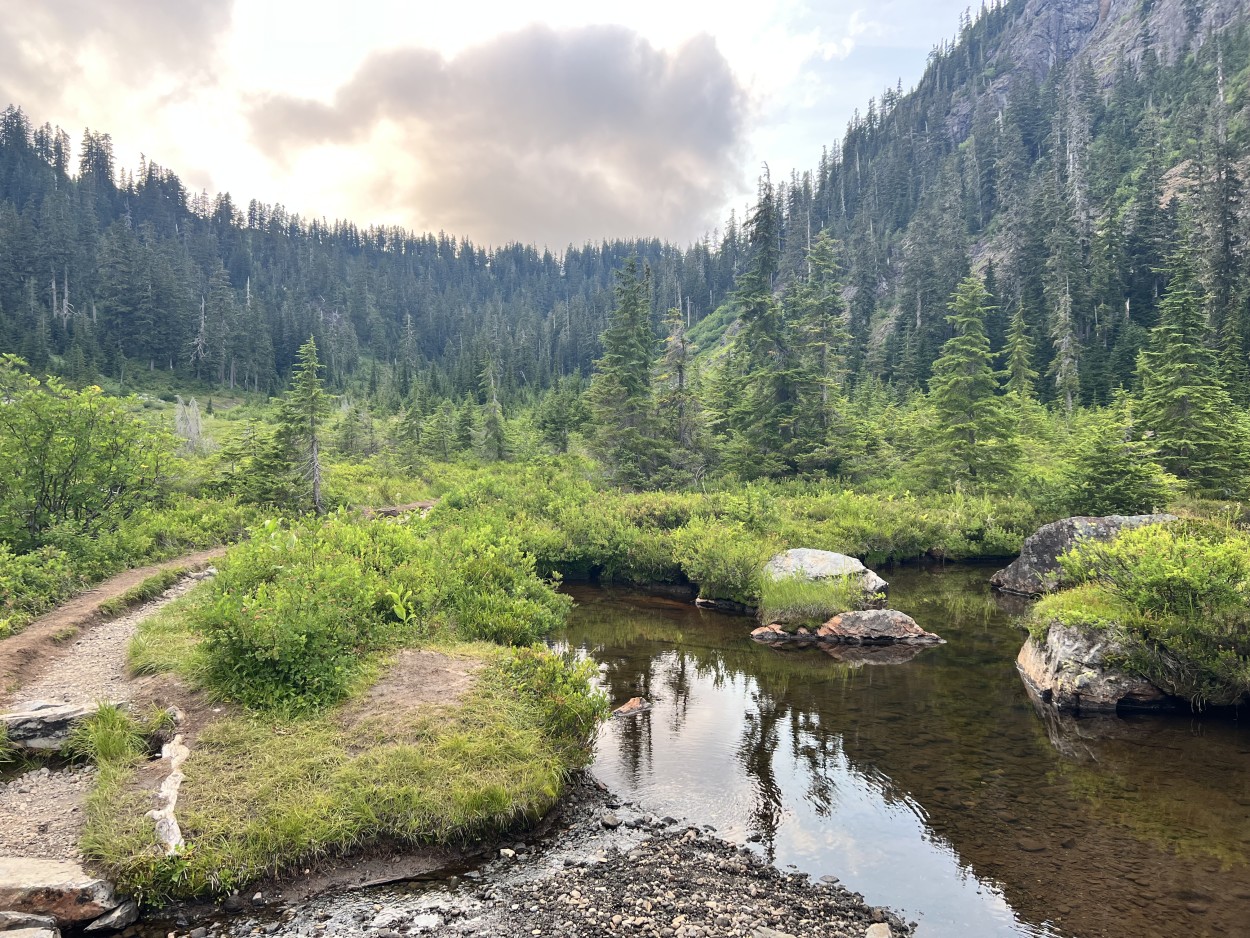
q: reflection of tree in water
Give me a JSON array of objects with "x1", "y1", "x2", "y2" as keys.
[
  {"x1": 596, "y1": 643, "x2": 655, "y2": 786},
  {"x1": 738, "y1": 690, "x2": 786, "y2": 862}
]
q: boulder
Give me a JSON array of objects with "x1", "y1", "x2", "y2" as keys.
[
  {"x1": 751, "y1": 610, "x2": 943, "y2": 650},
  {"x1": 0, "y1": 702, "x2": 108, "y2": 752},
  {"x1": 1016, "y1": 623, "x2": 1175, "y2": 713},
  {"x1": 763, "y1": 549, "x2": 888, "y2": 597},
  {"x1": 0, "y1": 858, "x2": 119, "y2": 924},
  {"x1": 2, "y1": 929, "x2": 59, "y2": 938},
  {"x1": 816, "y1": 610, "x2": 943, "y2": 645},
  {"x1": 990, "y1": 514, "x2": 1176, "y2": 596}
]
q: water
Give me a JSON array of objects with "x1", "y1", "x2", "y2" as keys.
[{"x1": 554, "y1": 566, "x2": 1250, "y2": 938}]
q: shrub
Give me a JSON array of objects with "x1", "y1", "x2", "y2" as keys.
[
  {"x1": 496, "y1": 646, "x2": 608, "y2": 764},
  {"x1": 1056, "y1": 522, "x2": 1250, "y2": 706}
]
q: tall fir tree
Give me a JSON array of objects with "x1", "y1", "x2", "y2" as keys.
[
  {"x1": 1135, "y1": 252, "x2": 1249, "y2": 494},
  {"x1": 587, "y1": 259, "x2": 659, "y2": 486},
  {"x1": 928, "y1": 275, "x2": 1018, "y2": 485}
]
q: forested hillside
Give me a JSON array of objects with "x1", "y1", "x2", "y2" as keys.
[{"x1": 1, "y1": 0, "x2": 1248, "y2": 470}]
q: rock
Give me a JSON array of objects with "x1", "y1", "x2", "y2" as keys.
[
  {"x1": 612, "y1": 697, "x2": 651, "y2": 717},
  {"x1": 816, "y1": 610, "x2": 943, "y2": 645},
  {"x1": 85, "y1": 901, "x2": 139, "y2": 932},
  {"x1": 0, "y1": 913, "x2": 58, "y2": 932},
  {"x1": 600, "y1": 812, "x2": 622, "y2": 830},
  {"x1": 1016, "y1": 623, "x2": 1175, "y2": 713},
  {"x1": 749, "y1": 624, "x2": 787, "y2": 642},
  {"x1": 990, "y1": 514, "x2": 1176, "y2": 596},
  {"x1": 0, "y1": 857, "x2": 118, "y2": 924},
  {"x1": 751, "y1": 928, "x2": 799, "y2": 938},
  {"x1": 147, "y1": 735, "x2": 191, "y2": 855},
  {"x1": 2, "y1": 929, "x2": 59, "y2": 938},
  {"x1": 763, "y1": 548, "x2": 888, "y2": 597},
  {"x1": 694, "y1": 597, "x2": 754, "y2": 615},
  {"x1": 0, "y1": 702, "x2": 111, "y2": 751},
  {"x1": 866, "y1": 925, "x2": 894, "y2": 938}
]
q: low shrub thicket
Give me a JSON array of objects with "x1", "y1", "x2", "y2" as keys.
[
  {"x1": 424, "y1": 461, "x2": 1041, "y2": 607},
  {"x1": 0, "y1": 497, "x2": 259, "y2": 637},
  {"x1": 195, "y1": 514, "x2": 571, "y2": 712}
]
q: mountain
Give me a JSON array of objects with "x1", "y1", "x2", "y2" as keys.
[{"x1": 0, "y1": 0, "x2": 1247, "y2": 414}]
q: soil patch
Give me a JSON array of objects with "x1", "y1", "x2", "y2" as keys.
[
  {"x1": 343, "y1": 649, "x2": 483, "y2": 726},
  {"x1": 0, "y1": 547, "x2": 226, "y2": 700}
]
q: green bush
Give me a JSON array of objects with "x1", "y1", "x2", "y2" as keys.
[{"x1": 1053, "y1": 522, "x2": 1250, "y2": 706}]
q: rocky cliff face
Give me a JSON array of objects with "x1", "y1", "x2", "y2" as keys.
[{"x1": 1002, "y1": 0, "x2": 1245, "y2": 80}]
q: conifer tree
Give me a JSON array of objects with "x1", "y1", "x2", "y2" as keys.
[
  {"x1": 276, "y1": 336, "x2": 330, "y2": 514},
  {"x1": 1061, "y1": 395, "x2": 1173, "y2": 515},
  {"x1": 1003, "y1": 304, "x2": 1038, "y2": 399},
  {"x1": 1136, "y1": 253, "x2": 1249, "y2": 493},
  {"x1": 587, "y1": 259, "x2": 659, "y2": 485},
  {"x1": 928, "y1": 275, "x2": 1018, "y2": 484}
]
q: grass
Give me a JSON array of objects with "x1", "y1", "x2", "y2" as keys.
[
  {"x1": 127, "y1": 592, "x2": 207, "y2": 679},
  {"x1": 98, "y1": 568, "x2": 187, "y2": 619},
  {"x1": 756, "y1": 574, "x2": 869, "y2": 630},
  {"x1": 83, "y1": 646, "x2": 603, "y2": 904}
]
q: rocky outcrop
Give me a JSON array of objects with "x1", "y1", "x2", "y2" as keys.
[
  {"x1": 751, "y1": 610, "x2": 942, "y2": 650},
  {"x1": 1016, "y1": 623, "x2": 1175, "y2": 713},
  {"x1": 763, "y1": 549, "x2": 888, "y2": 597},
  {"x1": 0, "y1": 858, "x2": 119, "y2": 924},
  {"x1": 990, "y1": 514, "x2": 1175, "y2": 596},
  {"x1": 0, "y1": 702, "x2": 111, "y2": 752}
]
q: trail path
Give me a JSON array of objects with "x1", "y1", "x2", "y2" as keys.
[
  {"x1": 0, "y1": 546, "x2": 225, "y2": 702},
  {"x1": 0, "y1": 549, "x2": 223, "y2": 862}
]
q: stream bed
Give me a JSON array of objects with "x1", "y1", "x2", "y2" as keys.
[{"x1": 555, "y1": 566, "x2": 1250, "y2": 938}]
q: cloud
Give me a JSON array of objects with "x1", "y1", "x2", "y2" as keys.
[
  {"x1": 248, "y1": 24, "x2": 749, "y2": 246},
  {"x1": 0, "y1": 0, "x2": 234, "y2": 118}
]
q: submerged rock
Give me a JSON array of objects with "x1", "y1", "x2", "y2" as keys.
[
  {"x1": 990, "y1": 514, "x2": 1176, "y2": 596},
  {"x1": 751, "y1": 610, "x2": 942, "y2": 650},
  {"x1": 1016, "y1": 623, "x2": 1175, "y2": 713},
  {"x1": 611, "y1": 697, "x2": 651, "y2": 717},
  {"x1": 0, "y1": 857, "x2": 119, "y2": 924},
  {"x1": 763, "y1": 548, "x2": 888, "y2": 596}
]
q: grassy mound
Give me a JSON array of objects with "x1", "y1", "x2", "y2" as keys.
[{"x1": 1030, "y1": 520, "x2": 1250, "y2": 708}]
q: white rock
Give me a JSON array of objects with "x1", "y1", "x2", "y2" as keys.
[
  {"x1": 866, "y1": 925, "x2": 893, "y2": 938},
  {"x1": 763, "y1": 549, "x2": 887, "y2": 595}
]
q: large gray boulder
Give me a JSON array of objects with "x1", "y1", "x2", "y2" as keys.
[
  {"x1": 763, "y1": 549, "x2": 887, "y2": 596},
  {"x1": 1016, "y1": 623, "x2": 1174, "y2": 714},
  {"x1": 990, "y1": 514, "x2": 1176, "y2": 596},
  {"x1": 0, "y1": 858, "x2": 119, "y2": 924}
]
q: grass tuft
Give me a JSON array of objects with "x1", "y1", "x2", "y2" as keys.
[{"x1": 757, "y1": 574, "x2": 868, "y2": 630}]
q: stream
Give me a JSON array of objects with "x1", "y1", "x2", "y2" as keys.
[{"x1": 554, "y1": 566, "x2": 1250, "y2": 938}]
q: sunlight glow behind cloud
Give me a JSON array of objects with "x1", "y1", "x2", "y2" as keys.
[{"x1": 0, "y1": 0, "x2": 971, "y2": 246}]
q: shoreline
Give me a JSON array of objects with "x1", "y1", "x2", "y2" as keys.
[{"x1": 135, "y1": 773, "x2": 914, "y2": 938}]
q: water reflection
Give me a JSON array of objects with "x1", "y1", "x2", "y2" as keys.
[{"x1": 554, "y1": 567, "x2": 1250, "y2": 938}]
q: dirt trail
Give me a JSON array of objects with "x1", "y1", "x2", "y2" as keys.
[{"x1": 0, "y1": 546, "x2": 225, "y2": 702}]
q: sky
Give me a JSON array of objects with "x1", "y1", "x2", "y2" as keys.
[{"x1": 0, "y1": 0, "x2": 971, "y2": 249}]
